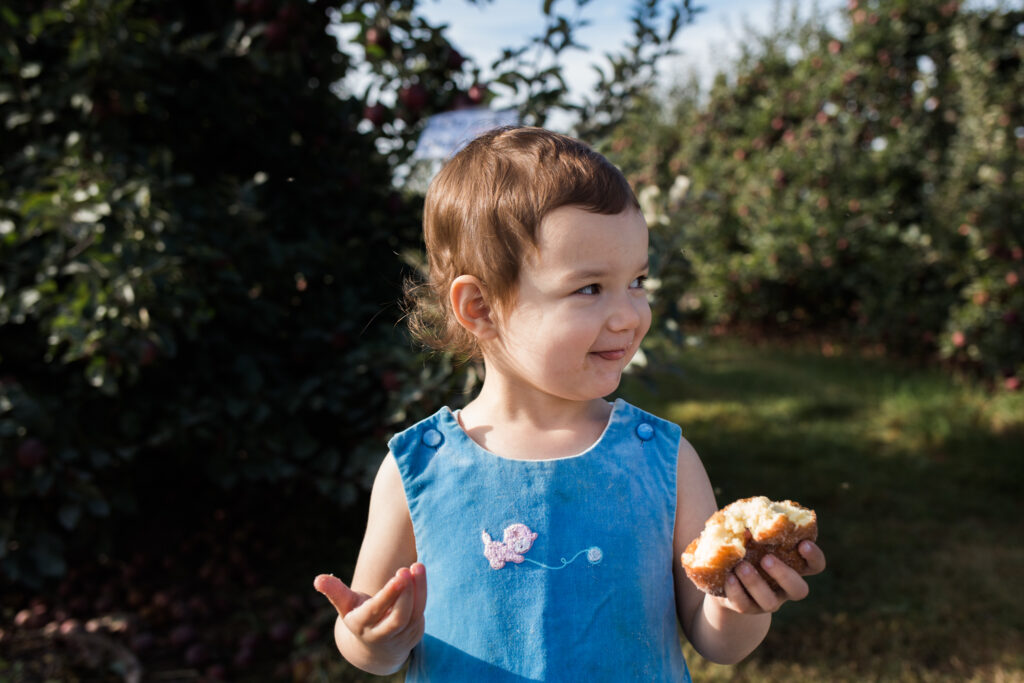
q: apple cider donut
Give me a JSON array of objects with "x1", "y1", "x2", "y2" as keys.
[{"x1": 681, "y1": 496, "x2": 817, "y2": 597}]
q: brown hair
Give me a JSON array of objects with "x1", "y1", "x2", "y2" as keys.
[{"x1": 405, "y1": 126, "x2": 640, "y2": 360}]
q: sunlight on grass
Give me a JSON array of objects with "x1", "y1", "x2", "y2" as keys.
[{"x1": 622, "y1": 337, "x2": 1024, "y2": 682}]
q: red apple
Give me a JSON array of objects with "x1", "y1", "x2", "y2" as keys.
[
  {"x1": 365, "y1": 26, "x2": 392, "y2": 51},
  {"x1": 205, "y1": 664, "x2": 227, "y2": 680},
  {"x1": 399, "y1": 83, "x2": 429, "y2": 116},
  {"x1": 381, "y1": 371, "x2": 400, "y2": 392},
  {"x1": 268, "y1": 620, "x2": 294, "y2": 642},
  {"x1": 467, "y1": 83, "x2": 487, "y2": 104},
  {"x1": 276, "y1": 4, "x2": 299, "y2": 25},
  {"x1": 447, "y1": 48, "x2": 465, "y2": 70},
  {"x1": 330, "y1": 331, "x2": 349, "y2": 349},
  {"x1": 17, "y1": 438, "x2": 47, "y2": 469},
  {"x1": 234, "y1": 646, "x2": 254, "y2": 667},
  {"x1": 170, "y1": 623, "x2": 197, "y2": 648},
  {"x1": 264, "y1": 20, "x2": 288, "y2": 50},
  {"x1": 185, "y1": 642, "x2": 209, "y2": 666},
  {"x1": 139, "y1": 340, "x2": 159, "y2": 367},
  {"x1": 363, "y1": 103, "x2": 387, "y2": 127},
  {"x1": 387, "y1": 192, "x2": 403, "y2": 213},
  {"x1": 452, "y1": 92, "x2": 475, "y2": 110},
  {"x1": 249, "y1": 0, "x2": 272, "y2": 18}
]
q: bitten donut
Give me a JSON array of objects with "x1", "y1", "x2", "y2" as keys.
[{"x1": 680, "y1": 496, "x2": 817, "y2": 597}]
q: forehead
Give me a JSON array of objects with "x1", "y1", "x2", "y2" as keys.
[{"x1": 529, "y1": 206, "x2": 648, "y2": 271}]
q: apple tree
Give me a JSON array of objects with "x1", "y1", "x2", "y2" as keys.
[
  {"x1": 0, "y1": 0, "x2": 700, "y2": 590},
  {"x1": 609, "y1": 0, "x2": 1022, "y2": 385}
]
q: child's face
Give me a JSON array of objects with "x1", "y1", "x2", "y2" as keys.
[{"x1": 484, "y1": 206, "x2": 651, "y2": 402}]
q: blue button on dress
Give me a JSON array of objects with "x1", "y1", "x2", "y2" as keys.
[{"x1": 388, "y1": 398, "x2": 692, "y2": 682}]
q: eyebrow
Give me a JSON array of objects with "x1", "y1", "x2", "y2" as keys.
[{"x1": 565, "y1": 260, "x2": 649, "y2": 281}]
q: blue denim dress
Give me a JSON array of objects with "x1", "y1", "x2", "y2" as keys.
[{"x1": 389, "y1": 398, "x2": 692, "y2": 682}]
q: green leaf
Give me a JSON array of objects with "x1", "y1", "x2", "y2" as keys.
[
  {"x1": 87, "y1": 498, "x2": 111, "y2": 518},
  {"x1": 58, "y1": 504, "x2": 81, "y2": 530},
  {"x1": 1, "y1": 7, "x2": 19, "y2": 28},
  {"x1": 90, "y1": 450, "x2": 113, "y2": 468},
  {"x1": 30, "y1": 533, "x2": 66, "y2": 578}
]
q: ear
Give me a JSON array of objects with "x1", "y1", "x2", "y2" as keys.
[{"x1": 450, "y1": 275, "x2": 497, "y2": 341}]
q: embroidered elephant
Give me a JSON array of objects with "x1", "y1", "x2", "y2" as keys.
[{"x1": 481, "y1": 523, "x2": 538, "y2": 569}]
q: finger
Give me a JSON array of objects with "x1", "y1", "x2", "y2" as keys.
[
  {"x1": 350, "y1": 572, "x2": 407, "y2": 630},
  {"x1": 313, "y1": 574, "x2": 363, "y2": 617},
  {"x1": 798, "y1": 541, "x2": 826, "y2": 575},
  {"x1": 410, "y1": 563, "x2": 427, "y2": 621},
  {"x1": 373, "y1": 568, "x2": 415, "y2": 636},
  {"x1": 404, "y1": 563, "x2": 427, "y2": 641},
  {"x1": 760, "y1": 555, "x2": 809, "y2": 602},
  {"x1": 721, "y1": 572, "x2": 758, "y2": 614},
  {"x1": 735, "y1": 561, "x2": 784, "y2": 613}
]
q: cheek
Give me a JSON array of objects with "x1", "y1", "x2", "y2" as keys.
[
  {"x1": 524, "y1": 309, "x2": 587, "y2": 344},
  {"x1": 639, "y1": 303, "x2": 653, "y2": 337},
  {"x1": 553, "y1": 315, "x2": 600, "y2": 348},
  {"x1": 624, "y1": 297, "x2": 652, "y2": 346}
]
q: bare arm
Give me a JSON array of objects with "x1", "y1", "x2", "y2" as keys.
[
  {"x1": 672, "y1": 438, "x2": 826, "y2": 665},
  {"x1": 314, "y1": 453, "x2": 425, "y2": 675},
  {"x1": 672, "y1": 437, "x2": 771, "y2": 664}
]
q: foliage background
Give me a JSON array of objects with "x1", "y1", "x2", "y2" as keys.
[
  {"x1": 0, "y1": 0, "x2": 699, "y2": 677},
  {"x1": 610, "y1": 0, "x2": 1023, "y2": 387},
  {"x1": 1, "y1": 0, "x2": 1022, "y2": 679}
]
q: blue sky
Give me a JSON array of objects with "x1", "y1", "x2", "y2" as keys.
[{"x1": 418, "y1": 0, "x2": 848, "y2": 96}]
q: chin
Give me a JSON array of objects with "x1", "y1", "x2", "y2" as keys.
[
  {"x1": 590, "y1": 376, "x2": 624, "y2": 399},
  {"x1": 556, "y1": 382, "x2": 619, "y2": 402}
]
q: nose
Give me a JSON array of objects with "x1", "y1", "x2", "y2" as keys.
[{"x1": 607, "y1": 291, "x2": 646, "y2": 333}]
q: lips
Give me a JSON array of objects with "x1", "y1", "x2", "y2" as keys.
[{"x1": 592, "y1": 349, "x2": 627, "y2": 361}]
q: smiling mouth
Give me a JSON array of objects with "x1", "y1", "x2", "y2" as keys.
[{"x1": 592, "y1": 349, "x2": 627, "y2": 361}]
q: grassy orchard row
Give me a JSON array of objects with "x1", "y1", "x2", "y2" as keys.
[
  {"x1": 634, "y1": 339, "x2": 1024, "y2": 682},
  {"x1": 610, "y1": 1, "x2": 1023, "y2": 387}
]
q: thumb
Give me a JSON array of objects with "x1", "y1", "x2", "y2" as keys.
[{"x1": 313, "y1": 574, "x2": 362, "y2": 617}]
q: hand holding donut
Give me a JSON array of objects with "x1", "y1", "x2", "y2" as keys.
[{"x1": 681, "y1": 497, "x2": 826, "y2": 614}]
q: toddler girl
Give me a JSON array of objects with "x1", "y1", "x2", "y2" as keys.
[{"x1": 314, "y1": 127, "x2": 825, "y2": 681}]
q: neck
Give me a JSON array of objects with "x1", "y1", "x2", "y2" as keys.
[
  {"x1": 468, "y1": 370, "x2": 609, "y2": 429},
  {"x1": 457, "y1": 367, "x2": 614, "y2": 460}
]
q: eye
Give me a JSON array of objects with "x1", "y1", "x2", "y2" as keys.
[
  {"x1": 630, "y1": 275, "x2": 648, "y2": 290},
  {"x1": 575, "y1": 283, "x2": 601, "y2": 295}
]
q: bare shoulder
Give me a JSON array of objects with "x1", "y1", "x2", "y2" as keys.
[
  {"x1": 674, "y1": 435, "x2": 718, "y2": 550},
  {"x1": 349, "y1": 452, "x2": 418, "y2": 595},
  {"x1": 371, "y1": 451, "x2": 406, "y2": 500}
]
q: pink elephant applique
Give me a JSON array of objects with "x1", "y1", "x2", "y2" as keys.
[{"x1": 481, "y1": 523, "x2": 538, "y2": 569}]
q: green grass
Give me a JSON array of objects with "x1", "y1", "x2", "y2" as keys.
[
  {"x1": 621, "y1": 337, "x2": 1024, "y2": 682},
  {"x1": 313, "y1": 337, "x2": 1024, "y2": 682}
]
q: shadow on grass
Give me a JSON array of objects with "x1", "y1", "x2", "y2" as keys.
[{"x1": 623, "y1": 338, "x2": 1024, "y2": 681}]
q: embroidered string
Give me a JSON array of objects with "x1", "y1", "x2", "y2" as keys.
[
  {"x1": 521, "y1": 546, "x2": 603, "y2": 570},
  {"x1": 482, "y1": 523, "x2": 602, "y2": 571}
]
